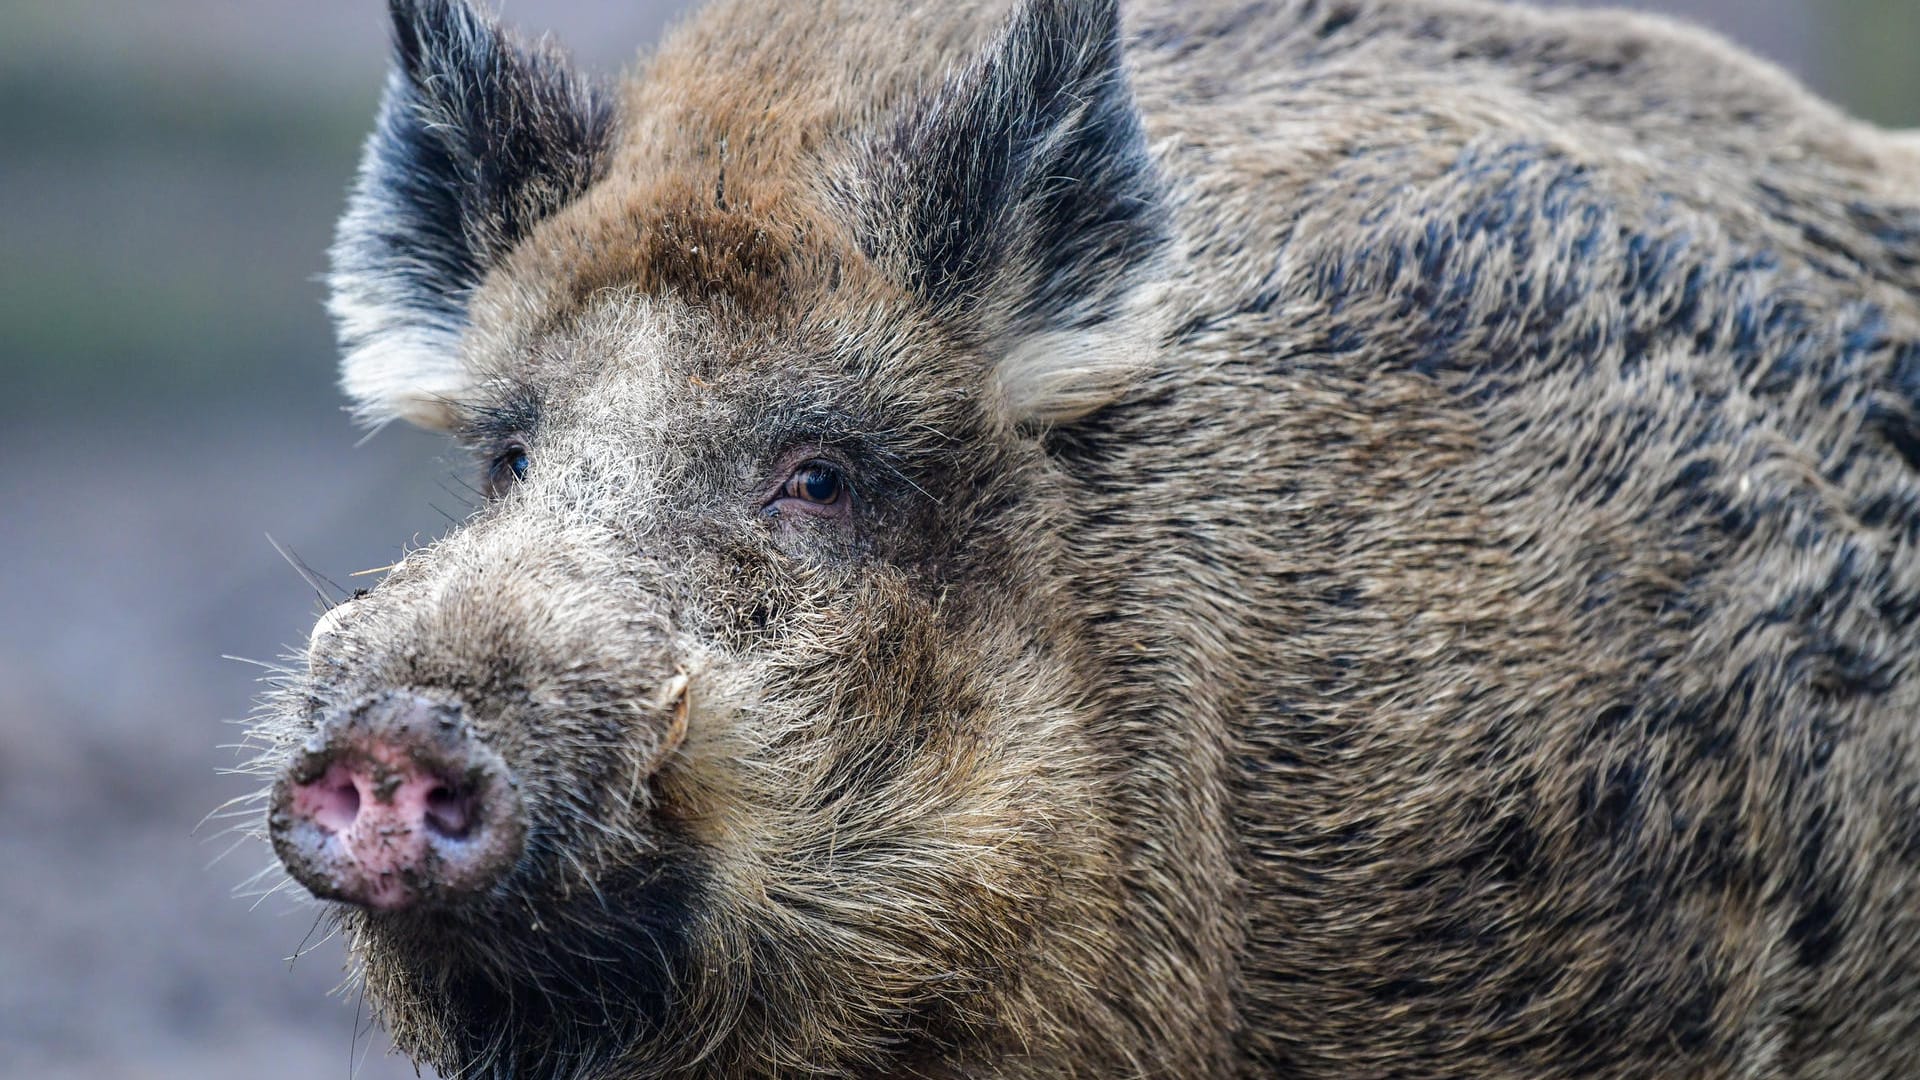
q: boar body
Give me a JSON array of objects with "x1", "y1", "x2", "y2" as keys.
[{"x1": 256, "y1": 0, "x2": 1920, "y2": 1076}]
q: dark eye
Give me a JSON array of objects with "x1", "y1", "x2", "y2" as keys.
[
  {"x1": 487, "y1": 444, "x2": 530, "y2": 496},
  {"x1": 794, "y1": 465, "x2": 840, "y2": 503},
  {"x1": 784, "y1": 463, "x2": 844, "y2": 505},
  {"x1": 768, "y1": 460, "x2": 851, "y2": 519}
]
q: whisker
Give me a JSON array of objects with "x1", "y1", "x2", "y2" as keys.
[
  {"x1": 351, "y1": 979, "x2": 369, "y2": 1079},
  {"x1": 247, "y1": 875, "x2": 302, "y2": 911},
  {"x1": 435, "y1": 472, "x2": 482, "y2": 512},
  {"x1": 202, "y1": 833, "x2": 262, "y2": 871},
  {"x1": 289, "y1": 910, "x2": 342, "y2": 966},
  {"x1": 222, "y1": 653, "x2": 298, "y2": 673},
  {"x1": 196, "y1": 789, "x2": 270, "y2": 834},
  {"x1": 266, "y1": 533, "x2": 348, "y2": 606}
]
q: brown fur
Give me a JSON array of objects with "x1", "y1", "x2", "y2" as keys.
[{"x1": 253, "y1": 0, "x2": 1920, "y2": 1076}]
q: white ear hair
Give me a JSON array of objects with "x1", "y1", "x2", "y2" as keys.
[
  {"x1": 329, "y1": 279, "x2": 470, "y2": 431},
  {"x1": 994, "y1": 323, "x2": 1156, "y2": 426},
  {"x1": 993, "y1": 274, "x2": 1171, "y2": 425}
]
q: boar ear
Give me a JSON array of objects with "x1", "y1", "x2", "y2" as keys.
[
  {"x1": 328, "y1": 0, "x2": 613, "y2": 429},
  {"x1": 849, "y1": 0, "x2": 1168, "y2": 425}
]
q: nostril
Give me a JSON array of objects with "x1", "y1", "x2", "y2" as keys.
[
  {"x1": 306, "y1": 764, "x2": 362, "y2": 834},
  {"x1": 424, "y1": 784, "x2": 477, "y2": 840},
  {"x1": 271, "y1": 691, "x2": 526, "y2": 910}
]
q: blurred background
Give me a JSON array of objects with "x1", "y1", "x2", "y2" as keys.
[{"x1": 0, "y1": 1, "x2": 1912, "y2": 1076}]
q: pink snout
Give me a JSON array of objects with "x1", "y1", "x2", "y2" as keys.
[{"x1": 270, "y1": 691, "x2": 524, "y2": 911}]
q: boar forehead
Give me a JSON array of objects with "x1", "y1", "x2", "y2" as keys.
[
  {"x1": 456, "y1": 279, "x2": 999, "y2": 553},
  {"x1": 467, "y1": 176, "x2": 980, "y2": 408}
]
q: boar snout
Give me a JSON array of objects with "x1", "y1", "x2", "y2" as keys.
[{"x1": 269, "y1": 690, "x2": 526, "y2": 911}]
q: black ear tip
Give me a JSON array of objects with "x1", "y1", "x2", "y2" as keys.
[
  {"x1": 387, "y1": 0, "x2": 431, "y2": 73},
  {"x1": 1022, "y1": 0, "x2": 1122, "y2": 36},
  {"x1": 998, "y1": 0, "x2": 1128, "y2": 102},
  {"x1": 388, "y1": 0, "x2": 490, "y2": 78}
]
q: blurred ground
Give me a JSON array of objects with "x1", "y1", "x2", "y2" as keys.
[{"x1": 0, "y1": 1, "x2": 1908, "y2": 1077}]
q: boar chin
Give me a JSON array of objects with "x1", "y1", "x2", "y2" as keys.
[{"x1": 347, "y1": 857, "x2": 707, "y2": 1076}]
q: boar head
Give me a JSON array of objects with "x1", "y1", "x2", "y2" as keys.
[{"x1": 253, "y1": 0, "x2": 1174, "y2": 1075}]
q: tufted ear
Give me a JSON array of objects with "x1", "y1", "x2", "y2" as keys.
[
  {"x1": 328, "y1": 0, "x2": 613, "y2": 429},
  {"x1": 846, "y1": 0, "x2": 1168, "y2": 425}
]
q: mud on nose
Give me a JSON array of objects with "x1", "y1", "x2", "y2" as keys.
[{"x1": 269, "y1": 691, "x2": 524, "y2": 911}]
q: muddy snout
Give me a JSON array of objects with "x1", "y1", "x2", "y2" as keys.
[{"x1": 269, "y1": 691, "x2": 525, "y2": 911}]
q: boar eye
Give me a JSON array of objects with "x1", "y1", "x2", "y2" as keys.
[
  {"x1": 486, "y1": 444, "x2": 530, "y2": 496},
  {"x1": 772, "y1": 461, "x2": 849, "y2": 514}
]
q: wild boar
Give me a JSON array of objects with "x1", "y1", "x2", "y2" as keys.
[{"x1": 251, "y1": 0, "x2": 1920, "y2": 1075}]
